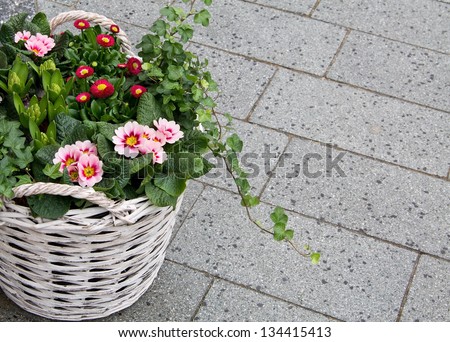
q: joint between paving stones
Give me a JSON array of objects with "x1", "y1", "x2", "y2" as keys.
[
  {"x1": 168, "y1": 259, "x2": 342, "y2": 322},
  {"x1": 308, "y1": 0, "x2": 323, "y2": 17},
  {"x1": 190, "y1": 277, "x2": 215, "y2": 321},
  {"x1": 323, "y1": 28, "x2": 352, "y2": 78},
  {"x1": 244, "y1": 68, "x2": 279, "y2": 122},
  {"x1": 395, "y1": 253, "x2": 422, "y2": 321}
]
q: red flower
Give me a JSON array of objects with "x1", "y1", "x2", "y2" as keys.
[
  {"x1": 75, "y1": 65, "x2": 94, "y2": 79},
  {"x1": 126, "y1": 57, "x2": 142, "y2": 75},
  {"x1": 110, "y1": 25, "x2": 120, "y2": 33},
  {"x1": 90, "y1": 79, "x2": 115, "y2": 99},
  {"x1": 74, "y1": 19, "x2": 90, "y2": 30},
  {"x1": 117, "y1": 63, "x2": 127, "y2": 69},
  {"x1": 130, "y1": 85, "x2": 147, "y2": 98},
  {"x1": 96, "y1": 34, "x2": 115, "y2": 47},
  {"x1": 76, "y1": 92, "x2": 91, "y2": 103}
]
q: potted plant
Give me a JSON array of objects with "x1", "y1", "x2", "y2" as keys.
[{"x1": 0, "y1": 0, "x2": 319, "y2": 320}]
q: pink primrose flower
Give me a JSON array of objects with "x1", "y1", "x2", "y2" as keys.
[
  {"x1": 25, "y1": 38, "x2": 49, "y2": 57},
  {"x1": 153, "y1": 118, "x2": 184, "y2": 144},
  {"x1": 53, "y1": 145, "x2": 82, "y2": 172},
  {"x1": 35, "y1": 33, "x2": 55, "y2": 51},
  {"x1": 139, "y1": 139, "x2": 167, "y2": 164},
  {"x1": 141, "y1": 125, "x2": 167, "y2": 146},
  {"x1": 14, "y1": 31, "x2": 31, "y2": 43},
  {"x1": 77, "y1": 154, "x2": 103, "y2": 187},
  {"x1": 112, "y1": 121, "x2": 145, "y2": 158},
  {"x1": 75, "y1": 140, "x2": 97, "y2": 156}
]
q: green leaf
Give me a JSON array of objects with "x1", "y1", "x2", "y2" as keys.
[
  {"x1": 55, "y1": 113, "x2": 82, "y2": 143},
  {"x1": 273, "y1": 223, "x2": 286, "y2": 241},
  {"x1": 241, "y1": 194, "x2": 260, "y2": 207},
  {"x1": 167, "y1": 64, "x2": 184, "y2": 81},
  {"x1": 270, "y1": 206, "x2": 288, "y2": 225},
  {"x1": 96, "y1": 122, "x2": 121, "y2": 141},
  {"x1": 137, "y1": 92, "x2": 162, "y2": 125},
  {"x1": 27, "y1": 194, "x2": 72, "y2": 219},
  {"x1": 177, "y1": 24, "x2": 194, "y2": 43},
  {"x1": 34, "y1": 145, "x2": 59, "y2": 165},
  {"x1": 226, "y1": 133, "x2": 243, "y2": 153},
  {"x1": 0, "y1": 23, "x2": 15, "y2": 44},
  {"x1": 145, "y1": 181, "x2": 178, "y2": 207},
  {"x1": 95, "y1": 133, "x2": 114, "y2": 159},
  {"x1": 62, "y1": 124, "x2": 89, "y2": 146},
  {"x1": 15, "y1": 174, "x2": 32, "y2": 187},
  {"x1": 160, "y1": 6, "x2": 178, "y2": 21},
  {"x1": 284, "y1": 229, "x2": 294, "y2": 241},
  {"x1": 151, "y1": 19, "x2": 168, "y2": 36},
  {"x1": 0, "y1": 50, "x2": 7, "y2": 69},
  {"x1": 310, "y1": 252, "x2": 321, "y2": 265},
  {"x1": 31, "y1": 12, "x2": 50, "y2": 36},
  {"x1": 203, "y1": 0, "x2": 213, "y2": 5},
  {"x1": 194, "y1": 9, "x2": 211, "y2": 27},
  {"x1": 43, "y1": 163, "x2": 63, "y2": 179},
  {"x1": 129, "y1": 153, "x2": 154, "y2": 174},
  {"x1": 154, "y1": 174, "x2": 186, "y2": 197}
]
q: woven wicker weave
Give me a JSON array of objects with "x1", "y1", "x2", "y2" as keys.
[{"x1": 0, "y1": 11, "x2": 183, "y2": 321}]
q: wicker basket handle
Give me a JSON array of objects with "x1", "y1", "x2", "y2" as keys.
[
  {"x1": 11, "y1": 182, "x2": 134, "y2": 214},
  {"x1": 49, "y1": 10, "x2": 134, "y2": 56}
]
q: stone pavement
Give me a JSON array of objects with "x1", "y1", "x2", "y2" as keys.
[{"x1": 0, "y1": 0, "x2": 449, "y2": 322}]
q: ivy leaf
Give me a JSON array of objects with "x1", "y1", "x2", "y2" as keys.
[
  {"x1": 160, "y1": 6, "x2": 178, "y2": 21},
  {"x1": 167, "y1": 64, "x2": 184, "y2": 81},
  {"x1": 43, "y1": 163, "x2": 63, "y2": 179},
  {"x1": 145, "y1": 181, "x2": 178, "y2": 207},
  {"x1": 270, "y1": 206, "x2": 288, "y2": 225},
  {"x1": 151, "y1": 19, "x2": 168, "y2": 36},
  {"x1": 194, "y1": 9, "x2": 211, "y2": 27},
  {"x1": 226, "y1": 133, "x2": 243, "y2": 153},
  {"x1": 137, "y1": 92, "x2": 162, "y2": 125},
  {"x1": 203, "y1": 0, "x2": 213, "y2": 5},
  {"x1": 154, "y1": 173, "x2": 186, "y2": 197},
  {"x1": 310, "y1": 252, "x2": 321, "y2": 265},
  {"x1": 15, "y1": 174, "x2": 33, "y2": 187},
  {"x1": 177, "y1": 24, "x2": 194, "y2": 43}
]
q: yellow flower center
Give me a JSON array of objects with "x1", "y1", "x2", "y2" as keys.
[
  {"x1": 69, "y1": 170, "x2": 78, "y2": 181},
  {"x1": 83, "y1": 166, "x2": 95, "y2": 178},
  {"x1": 97, "y1": 84, "x2": 107, "y2": 91},
  {"x1": 135, "y1": 89, "x2": 142, "y2": 95},
  {"x1": 79, "y1": 22, "x2": 85, "y2": 27},
  {"x1": 65, "y1": 157, "x2": 75, "y2": 166},
  {"x1": 125, "y1": 136, "x2": 138, "y2": 147},
  {"x1": 102, "y1": 37, "x2": 110, "y2": 43},
  {"x1": 132, "y1": 62, "x2": 139, "y2": 69},
  {"x1": 32, "y1": 48, "x2": 40, "y2": 55},
  {"x1": 80, "y1": 95, "x2": 87, "y2": 101},
  {"x1": 81, "y1": 69, "x2": 88, "y2": 75}
]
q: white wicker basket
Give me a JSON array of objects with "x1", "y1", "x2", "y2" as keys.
[{"x1": 0, "y1": 11, "x2": 183, "y2": 321}]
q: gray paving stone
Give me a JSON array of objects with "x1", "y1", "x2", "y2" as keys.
[
  {"x1": 173, "y1": 180, "x2": 205, "y2": 236},
  {"x1": 400, "y1": 256, "x2": 450, "y2": 322},
  {"x1": 199, "y1": 119, "x2": 289, "y2": 194},
  {"x1": 313, "y1": 0, "x2": 450, "y2": 54},
  {"x1": 195, "y1": 279, "x2": 333, "y2": 321},
  {"x1": 112, "y1": 20, "x2": 150, "y2": 51},
  {"x1": 76, "y1": 0, "x2": 169, "y2": 27},
  {"x1": 168, "y1": 186, "x2": 417, "y2": 321},
  {"x1": 189, "y1": 44, "x2": 276, "y2": 119},
  {"x1": 99, "y1": 261, "x2": 211, "y2": 321},
  {"x1": 36, "y1": 0, "x2": 71, "y2": 24},
  {"x1": 250, "y1": 69, "x2": 450, "y2": 177},
  {"x1": 0, "y1": 0, "x2": 35, "y2": 23},
  {"x1": 410, "y1": 260, "x2": 450, "y2": 321},
  {"x1": 0, "y1": 289, "x2": 49, "y2": 321},
  {"x1": 328, "y1": 31, "x2": 450, "y2": 112},
  {"x1": 46, "y1": 0, "x2": 77, "y2": 7},
  {"x1": 191, "y1": 0, "x2": 346, "y2": 75},
  {"x1": 261, "y1": 138, "x2": 450, "y2": 257},
  {"x1": 252, "y1": 0, "x2": 317, "y2": 15}
]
